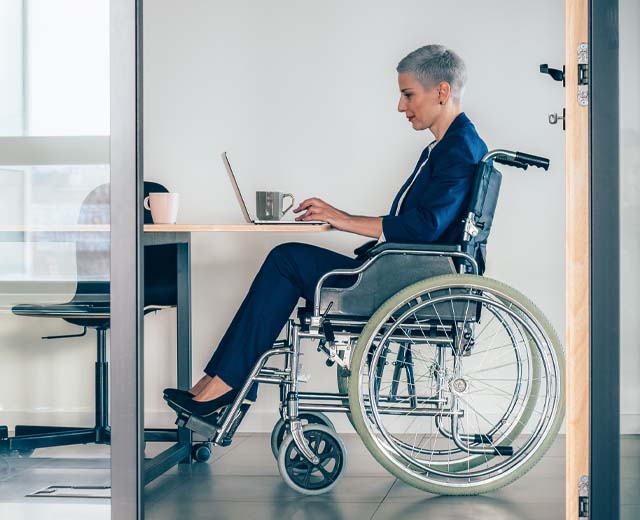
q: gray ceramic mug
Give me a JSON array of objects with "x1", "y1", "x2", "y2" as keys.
[{"x1": 256, "y1": 191, "x2": 294, "y2": 221}]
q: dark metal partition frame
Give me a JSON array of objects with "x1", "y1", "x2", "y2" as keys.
[
  {"x1": 589, "y1": 0, "x2": 620, "y2": 518},
  {"x1": 110, "y1": 0, "x2": 144, "y2": 517},
  {"x1": 110, "y1": 1, "x2": 193, "y2": 518}
]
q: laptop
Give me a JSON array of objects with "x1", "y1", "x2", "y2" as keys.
[{"x1": 221, "y1": 152, "x2": 326, "y2": 225}]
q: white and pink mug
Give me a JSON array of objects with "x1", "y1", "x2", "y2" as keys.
[{"x1": 143, "y1": 192, "x2": 180, "y2": 224}]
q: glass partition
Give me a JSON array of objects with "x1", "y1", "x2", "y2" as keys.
[
  {"x1": 0, "y1": 1, "x2": 111, "y2": 518},
  {"x1": 620, "y1": 1, "x2": 640, "y2": 518}
]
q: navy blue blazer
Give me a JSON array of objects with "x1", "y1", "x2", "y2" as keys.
[{"x1": 382, "y1": 112, "x2": 487, "y2": 245}]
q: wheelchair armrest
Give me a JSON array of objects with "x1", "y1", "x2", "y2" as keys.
[{"x1": 365, "y1": 242, "x2": 462, "y2": 258}]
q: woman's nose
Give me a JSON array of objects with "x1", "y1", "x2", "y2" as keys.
[{"x1": 398, "y1": 98, "x2": 406, "y2": 112}]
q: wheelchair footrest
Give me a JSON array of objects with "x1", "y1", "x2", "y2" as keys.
[
  {"x1": 176, "y1": 412, "x2": 219, "y2": 440},
  {"x1": 171, "y1": 401, "x2": 252, "y2": 446}
]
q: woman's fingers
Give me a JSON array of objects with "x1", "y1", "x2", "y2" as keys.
[
  {"x1": 292, "y1": 197, "x2": 340, "y2": 223},
  {"x1": 295, "y1": 208, "x2": 319, "y2": 221},
  {"x1": 293, "y1": 197, "x2": 327, "y2": 213},
  {"x1": 296, "y1": 206, "x2": 332, "y2": 222}
]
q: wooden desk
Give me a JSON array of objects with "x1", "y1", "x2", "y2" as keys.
[
  {"x1": 0, "y1": 223, "x2": 331, "y2": 242},
  {"x1": 146, "y1": 223, "x2": 331, "y2": 233},
  {"x1": 0, "y1": 223, "x2": 330, "y2": 232}
]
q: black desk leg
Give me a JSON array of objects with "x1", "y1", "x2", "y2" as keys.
[{"x1": 177, "y1": 239, "x2": 193, "y2": 462}]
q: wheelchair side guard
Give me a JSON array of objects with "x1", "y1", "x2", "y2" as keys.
[{"x1": 313, "y1": 249, "x2": 462, "y2": 320}]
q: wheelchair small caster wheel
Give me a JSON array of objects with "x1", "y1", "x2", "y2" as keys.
[
  {"x1": 191, "y1": 442, "x2": 212, "y2": 463},
  {"x1": 270, "y1": 412, "x2": 335, "y2": 459},
  {"x1": 278, "y1": 424, "x2": 346, "y2": 495}
]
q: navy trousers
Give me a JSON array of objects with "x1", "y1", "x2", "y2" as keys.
[{"x1": 204, "y1": 242, "x2": 363, "y2": 401}]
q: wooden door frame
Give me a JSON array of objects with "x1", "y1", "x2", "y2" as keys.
[
  {"x1": 566, "y1": 0, "x2": 620, "y2": 518},
  {"x1": 565, "y1": 0, "x2": 590, "y2": 517}
]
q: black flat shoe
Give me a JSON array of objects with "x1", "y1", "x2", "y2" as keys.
[
  {"x1": 163, "y1": 388, "x2": 194, "y2": 401},
  {"x1": 164, "y1": 389, "x2": 241, "y2": 418}
]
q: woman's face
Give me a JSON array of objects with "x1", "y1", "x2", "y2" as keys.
[{"x1": 397, "y1": 72, "x2": 445, "y2": 131}]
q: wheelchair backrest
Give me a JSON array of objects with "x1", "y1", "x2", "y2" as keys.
[{"x1": 459, "y1": 161, "x2": 502, "y2": 274}]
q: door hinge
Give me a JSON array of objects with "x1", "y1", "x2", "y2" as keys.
[
  {"x1": 577, "y1": 43, "x2": 589, "y2": 106},
  {"x1": 578, "y1": 474, "x2": 589, "y2": 518}
]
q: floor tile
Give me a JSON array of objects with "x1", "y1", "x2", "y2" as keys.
[
  {"x1": 621, "y1": 436, "x2": 640, "y2": 456},
  {"x1": 144, "y1": 473, "x2": 189, "y2": 505},
  {"x1": 384, "y1": 473, "x2": 565, "y2": 505},
  {"x1": 371, "y1": 496, "x2": 557, "y2": 520},
  {"x1": 155, "y1": 474, "x2": 394, "y2": 504},
  {"x1": 622, "y1": 505, "x2": 640, "y2": 520},
  {"x1": 0, "y1": 467, "x2": 110, "y2": 502},
  {"x1": 621, "y1": 479, "x2": 640, "y2": 505},
  {"x1": 621, "y1": 456, "x2": 640, "y2": 479},
  {"x1": 146, "y1": 499, "x2": 380, "y2": 520},
  {"x1": 0, "y1": 502, "x2": 110, "y2": 520},
  {"x1": 1, "y1": 431, "x2": 573, "y2": 519},
  {"x1": 542, "y1": 434, "x2": 566, "y2": 457}
]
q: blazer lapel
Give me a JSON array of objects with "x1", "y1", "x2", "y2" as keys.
[{"x1": 390, "y1": 144, "x2": 432, "y2": 215}]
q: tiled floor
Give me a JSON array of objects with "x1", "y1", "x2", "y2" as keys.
[{"x1": 0, "y1": 434, "x2": 637, "y2": 519}]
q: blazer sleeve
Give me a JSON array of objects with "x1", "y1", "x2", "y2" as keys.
[{"x1": 381, "y1": 149, "x2": 476, "y2": 243}]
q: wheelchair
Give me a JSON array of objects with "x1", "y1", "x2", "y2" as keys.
[{"x1": 170, "y1": 148, "x2": 565, "y2": 496}]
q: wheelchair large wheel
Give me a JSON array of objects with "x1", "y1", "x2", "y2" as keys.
[{"x1": 347, "y1": 274, "x2": 565, "y2": 495}]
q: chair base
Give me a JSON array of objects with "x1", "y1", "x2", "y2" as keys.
[
  {"x1": 0, "y1": 326, "x2": 181, "y2": 456},
  {"x1": 0, "y1": 424, "x2": 181, "y2": 455},
  {"x1": 1, "y1": 425, "x2": 110, "y2": 454}
]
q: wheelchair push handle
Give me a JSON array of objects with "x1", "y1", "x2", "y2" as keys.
[
  {"x1": 483, "y1": 149, "x2": 550, "y2": 171},
  {"x1": 514, "y1": 151, "x2": 550, "y2": 170}
]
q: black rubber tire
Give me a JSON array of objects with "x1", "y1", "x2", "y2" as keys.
[{"x1": 277, "y1": 424, "x2": 347, "y2": 495}]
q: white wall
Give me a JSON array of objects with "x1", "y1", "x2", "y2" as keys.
[
  {"x1": 0, "y1": 0, "x2": 571, "y2": 434},
  {"x1": 141, "y1": 0, "x2": 567, "y2": 432}
]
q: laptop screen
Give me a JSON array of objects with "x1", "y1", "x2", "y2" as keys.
[{"x1": 221, "y1": 152, "x2": 252, "y2": 223}]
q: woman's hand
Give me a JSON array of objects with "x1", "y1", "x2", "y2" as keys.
[
  {"x1": 293, "y1": 197, "x2": 352, "y2": 230},
  {"x1": 293, "y1": 198, "x2": 383, "y2": 238}
]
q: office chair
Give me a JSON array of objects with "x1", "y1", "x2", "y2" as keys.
[{"x1": 0, "y1": 181, "x2": 177, "y2": 455}]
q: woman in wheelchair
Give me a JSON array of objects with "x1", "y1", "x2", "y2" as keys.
[
  {"x1": 164, "y1": 44, "x2": 485, "y2": 414},
  {"x1": 163, "y1": 44, "x2": 564, "y2": 496}
]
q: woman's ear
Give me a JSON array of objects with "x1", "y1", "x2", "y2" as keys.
[{"x1": 437, "y1": 81, "x2": 452, "y2": 105}]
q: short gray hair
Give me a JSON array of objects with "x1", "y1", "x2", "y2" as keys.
[{"x1": 397, "y1": 45, "x2": 467, "y2": 103}]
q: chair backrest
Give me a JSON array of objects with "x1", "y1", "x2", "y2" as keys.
[
  {"x1": 75, "y1": 183, "x2": 110, "y2": 290},
  {"x1": 74, "y1": 181, "x2": 177, "y2": 305},
  {"x1": 459, "y1": 161, "x2": 502, "y2": 274}
]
